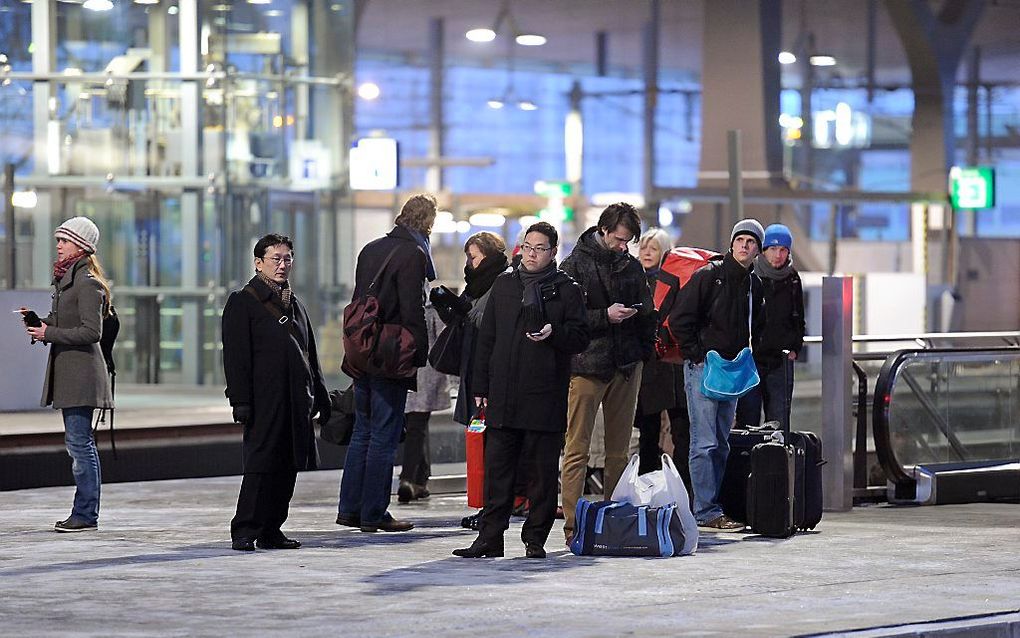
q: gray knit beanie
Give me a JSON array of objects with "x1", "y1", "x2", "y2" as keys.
[
  {"x1": 730, "y1": 218, "x2": 764, "y2": 250},
  {"x1": 54, "y1": 216, "x2": 100, "y2": 254}
]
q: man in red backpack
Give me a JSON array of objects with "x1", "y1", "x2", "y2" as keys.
[
  {"x1": 336, "y1": 194, "x2": 436, "y2": 534},
  {"x1": 669, "y1": 219, "x2": 765, "y2": 531}
]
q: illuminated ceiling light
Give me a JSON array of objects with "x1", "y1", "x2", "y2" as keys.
[
  {"x1": 248, "y1": 0, "x2": 270, "y2": 4},
  {"x1": 211, "y1": 3, "x2": 231, "y2": 11},
  {"x1": 518, "y1": 215, "x2": 540, "y2": 228},
  {"x1": 658, "y1": 206, "x2": 674, "y2": 227},
  {"x1": 515, "y1": 34, "x2": 546, "y2": 46},
  {"x1": 11, "y1": 190, "x2": 38, "y2": 209},
  {"x1": 809, "y1": 55, "x2": 836, "y2": 67},
  {"x1": 133, "y1": 0, "x2": 159, "y2": 5},
  {"x1": 83, "y1": 0, "x2": 113, "y2": 10},
  {"x1": 167, "y1": 4, "x2": 178, "y2": 13},
  {"x1": 468, "y1": 212, "x2": 506, "y2": 228},
  {"x1": 518, "y1": 100, "x2": 538, "y2": 111},
  {"x1": 435, "y1": 211, "x2": 454, "y2": 223},
  {"x1": 455, "y1": 220, "x2": 472, "y2": 234},
  {"x1": 466, "y1": 28, "x2": 496, "y2": 42},
  {"x1": 778, "y1": 51, "x2": 796, "y2": 65},
  {"x1": 486, "y1": 99, "x2": 505, "y2": 109},
  {"x1": 357, "y1": 82, "x2": 380, "y2": 100},
  {"x1": 264, "y1": 8, "x2": 281, "y2": 16}
]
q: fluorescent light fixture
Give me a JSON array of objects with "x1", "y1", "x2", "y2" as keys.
[
  {"x1": 658, "y1": 206, "x2": 674, "y2": 227},
  {"x1": 456, "y1": 220, "x2": 472, "y2": 234},
  {"x1": 167, "y1": 4, "x2": 178, "y2": 13},
  {"x1": 486, "y1": 99, "x2": 504, "y2": 109},
  {"x1": 264, "y1": 8, "x2": 282, "y2": 16},
  {"x1": 211, "y1": 3, "x2": 231, "y2": 11},
  {"x1": 83, "y1": 0, "x2": 113, "y2": 10},
  {"x1": 468, "y1": 213, "x2": 506, "y2": 228},
  {"x1": 433, "y1": 217, "x2": 459, "y2": 234},
  {"x1": 466, "y1": 28, "x2": 496, "y2": 42},
  {"x1": 809, "y1": 55, "x2": 836, "y2": 67},
  {"x1": 435, "y1": 211, "x2": 454, "y2": 224},
  {"x1": 11, "y1": 190, "x2": 38, "y2": 208},
  {"x1": 778, "y1": 51, "x2": 796, "y2": 65},
  {"x1": 134, "y1": 0, "x2": 159, "y2": 4},
  {"x1": 248, "y1": 0, "x2": 271, "y2": 4},
  {"x1": 357, "y1": 82, "x2": 380, "y2": 100},
  {"x1": 515, "y1": 34, "x2": 546, "y2": 46},
  {"x1": 518, "y1": 100, "x2": 538, "y2": 111},
  {"x1": 778, "y1": 113, "x2": 803, "y2": 129},
  {"x1": 518, "y1": 215, "x2": 540, "y2": 228}
]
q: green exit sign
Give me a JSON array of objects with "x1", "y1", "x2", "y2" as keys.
[
  {"x1": 949, "y1": 166, "x2": 995, "y2": 209},
  {"x1": 534, "y1": 180, "x2": 572, "y2": 198}
]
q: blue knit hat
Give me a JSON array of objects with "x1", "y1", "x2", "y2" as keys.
[{"x1": 763, "y1": 224, "x2": 792, "y2": 250}]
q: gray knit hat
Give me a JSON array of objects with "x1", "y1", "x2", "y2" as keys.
[
  {"x1": 730, "y1": 218, "x2": 764, "y2": 250},
  {"x1": 54, "y1": 216, "x2": 100, "y2": 254}
]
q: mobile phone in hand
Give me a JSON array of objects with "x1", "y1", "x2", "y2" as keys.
[
  {"x1": 527, "y1": 331, "x2": 543, "y2": 338},
  {"x1": 20, "y1": 310, "x2": 42, "y2": 327},
  {"x1": 628, "y1": 303, "x2": 643, "y2": 310}
]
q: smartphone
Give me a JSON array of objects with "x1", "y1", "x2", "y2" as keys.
[
  {"x1": 17, "y1": 310, "x2": 42, "y2": 327},
  {"x1": 526, "y1": 331, "x2": 543, "y2": 338},
  {"x1": 628, "y1": 303, "x2": 643, "y2": 310}
]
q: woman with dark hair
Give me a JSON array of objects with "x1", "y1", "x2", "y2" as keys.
[{"x1": 20, "y1": 216, "x2": 112, "y2": 532}]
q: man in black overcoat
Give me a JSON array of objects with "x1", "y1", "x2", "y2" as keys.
[
  {"x1": 453, "y1": 222, "x2": 590, "y2": 559},
  {"x1": 222, "y1": 233, "x2": 330, "y2": 551}
]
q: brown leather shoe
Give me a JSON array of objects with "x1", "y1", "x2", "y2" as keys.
[
  {"x1": 698, "y1": 514, "x2": 745, "y2": 532},
  {"x1": 360, "y1": 513, "x2": 414, "y2": 533}
]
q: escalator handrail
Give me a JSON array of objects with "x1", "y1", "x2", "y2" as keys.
[{"x1": 871, "y1": 346, "x2": 1020, "y2": 500}]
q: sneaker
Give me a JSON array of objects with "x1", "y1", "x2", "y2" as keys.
[
  {"x1": 54, "y1": 517, "x2": 97, "y2": 533},
  {"x1": 698, "y1": 515, "x2": 745, "y2": 532}
]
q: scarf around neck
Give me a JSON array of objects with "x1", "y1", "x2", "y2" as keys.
[
  {"x1": 53, "y1": 254, "x2": 85, "y2": 282},
  {"x1": 406, "y1": 227, "x2": 437, "y2": 282},
  {"x1": 464, "y1": 253, "x2": 508, "y2": 300},
  {"x1": 753, "y1": 253, "x2": 795, "y2": 281},
  {"x1": 518, "y1": 261, "x2": 558, "y2": 333},
  {"x1": 256, "y1": 270, "x2": 293, "y2": 308}
]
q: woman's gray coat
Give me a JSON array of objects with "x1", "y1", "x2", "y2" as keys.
[
  {"x1": 40, "y1": 259, "x2": 112, "y2": 409},
  {"x1": 406, "y1": 305, "x2": 452, "y2": 413}
]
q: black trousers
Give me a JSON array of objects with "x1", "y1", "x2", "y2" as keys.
[
  {"x1": 231, "y1": 470, "x2": 298, "y2": 541},
  {"x1": 633, "y1": 405, "x2": 693, "y2": 498},
  {"x1": 479, "y1": 427, "x2": 561, "y2": 547},
  {"x1": 399, "y1": 411, "x2": 431, "y2": 485}
]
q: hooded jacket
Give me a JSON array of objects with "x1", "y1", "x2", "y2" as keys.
[
  {"x1": 668, "y1": 252, "x2": 765, "y2": 363},
  {"x1": 559, "y1": 226, "x2": 656, "y2": 381}
]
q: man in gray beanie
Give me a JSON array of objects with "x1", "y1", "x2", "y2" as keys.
[{"x1": 667, "y1": 218, "x2": 765, "y2": 531}]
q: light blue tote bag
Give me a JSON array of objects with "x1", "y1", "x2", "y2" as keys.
[{"x1": 701, "y1": 282, "x2": 760, "y2": 401}]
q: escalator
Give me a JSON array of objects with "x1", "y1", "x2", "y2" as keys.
[{"x1": 872, "y1": 348, "x2": 1020, "y2": 505}]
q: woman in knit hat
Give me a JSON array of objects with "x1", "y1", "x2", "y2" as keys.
[{"x1": 19, "y1": 216, "x2": 113, "y2": 532}]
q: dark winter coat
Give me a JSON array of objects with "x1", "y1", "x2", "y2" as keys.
[
  {"x1": 669, "y1": 252, "x2": 765, "y2": 364},
  {"x1": 39, "y1": 258, "x2": 112, "y2": 409},
  {"x1": 222, "y1": 276, "x2": 329, "y2": 473},
  {"x1": 559, "y1": 227, "x2": 655, "y2": 382},
  {"x1": 471, "y1": 268, "x2": 590, "y2": 432},
  {"x1": 756, "y1": 269, "x2": 806, "y2": 364},
  {"x1": 344, "y1": 224, "x2": 428, "y2": 390},
  {"x1": 637, "y1": 270, "x2": 683, "y2": 416}
]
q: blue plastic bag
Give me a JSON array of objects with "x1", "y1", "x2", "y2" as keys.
[{"x1": 700, "y1": 346, "x2": 759, "y2": 401}]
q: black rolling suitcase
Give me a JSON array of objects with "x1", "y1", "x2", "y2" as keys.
[
  {"x1": 787, "y1": 431, "x2": 824, "y2": 530},
  {"x1": 719, "y1": 424, "x2": 781, "y2": 523},
  {"x1": 745, "y1": 438, "x2": 797, "y2": 538}
]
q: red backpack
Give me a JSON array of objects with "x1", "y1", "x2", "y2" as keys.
[
  {"x1": 652, "y1": 247, "x2": 718, "y2": 363},
  {"x1": 341, "y1": 246, "x2": 418, "y2": 379}
]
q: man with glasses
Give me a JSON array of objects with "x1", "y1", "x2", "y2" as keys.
[
  {"x1": 453, "y1": 222, "x2": 589, "y2": 559},
  {"x1": 222, "y1": 233, "x2": 331, "y2": 551},
  {"x1": 559, "y1": 203, "x2": 656, "y2": 545}
]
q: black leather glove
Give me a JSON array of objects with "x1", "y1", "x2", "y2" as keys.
[
  {"x1": 315, "y1": 397, "x2": 332, "y2": 425},
  {"x1": 232, "y1": 404, "x2": 251, "y2": 425}
]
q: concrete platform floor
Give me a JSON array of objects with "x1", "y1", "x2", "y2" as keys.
[{"x1": 1, "y1": 470, "x2": 1018, "y2": 637}]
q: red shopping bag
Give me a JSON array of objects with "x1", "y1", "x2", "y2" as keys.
[{"x1": 466, "y1": 412, "x2": 486, "y2": 508}]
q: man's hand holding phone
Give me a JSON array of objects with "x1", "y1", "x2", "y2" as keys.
[
  {"x1": 607, "y1": 302, "x2": 638, "y2": 324},
  {"x1": 526, "y1": 323, "x2": 552, "y2": 342}
]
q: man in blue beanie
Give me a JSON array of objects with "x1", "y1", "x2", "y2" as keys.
[{"x1": 736, "y1": 223, "x2": 805, "y2": 431}]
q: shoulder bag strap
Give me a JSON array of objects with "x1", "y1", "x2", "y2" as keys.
[
  {"x1": 367, "y1": 245, "x2": 403, "y2": 293},
  {"x1": 244, "y1": 285, "x2": 306, "y2": 345}
]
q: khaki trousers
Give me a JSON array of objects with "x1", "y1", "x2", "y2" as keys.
[{"x1": 561, "y1": 364, "x2": 643, "y2": 537}]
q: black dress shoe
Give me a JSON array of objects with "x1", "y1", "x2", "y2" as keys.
[
  {"x1": 524, "y1": 543, "x2": 546, "y2": 559},
  {"x1": 360, "y1": 513, "x2": 414, "y2": 533},
  {"x1": 231, "y1": 538, "x2": 256, "y2": 551},
  {"x1": 397, "y1": 480, "x2": 416, "y2": 504},
  {"x1": 336, "y1": 513, "x2": 361, "y2": 528},
  {"x1": 452, "y1": 538, "x2": 504, "y2": 558},
  {"x1": 413, "y1": 484, "x2": 430, "y2": 500},
  {"x1": 460, "y1": 512, "x2": 481, "y2": 530},
  {"x1": 54, "y1": 517, "x2": 98, "y2": 533},
  {"x1": 256, "y1": 536, "x2": 301, "y2": 550}
]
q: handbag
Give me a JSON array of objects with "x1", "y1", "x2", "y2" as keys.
[
  {"x1": 701, "y1": 281, "x2": 760, "y2": 401},
  {"x1": 428, "y1": 317, "x2": 463, "y2": 376},
  {"x1": 318, "y1": 384, "x2": 355, "y2": 446},
  {"x1": 610, "y1": 453, "x2": 699, "y2": 555},
  {"x1": 342, "y1": 246, "x2": 417, "y2": 379}
]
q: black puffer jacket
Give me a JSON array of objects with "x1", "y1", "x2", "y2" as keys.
[
  {"x1": 668, "y1": 252, "x2": 765, "y2": 363},
  {"x1": 559, "y1": 227, "x2": 655, "y2": 381},
  {"x1": 756, "y1": 269, "x2": 805, "y2": 363},
  {"x1": 471, "y1": 268, "x2": 590, "y2": 432}
]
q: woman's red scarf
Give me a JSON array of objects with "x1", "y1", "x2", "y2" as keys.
[{"x1": 53, "y1": 254, "x2": 84, "y2": 281}]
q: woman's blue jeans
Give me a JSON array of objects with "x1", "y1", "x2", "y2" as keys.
[{"x1": 63, "y1": 407, "x2": 101, "y2": 524}]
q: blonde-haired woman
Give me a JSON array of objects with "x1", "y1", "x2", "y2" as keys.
[
  {"x1": 21, "y1": 216, "x2": 112, "y2": 532},
  {"x1": 634, "y1": 228, "x2": 691, "y2": 493}
]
